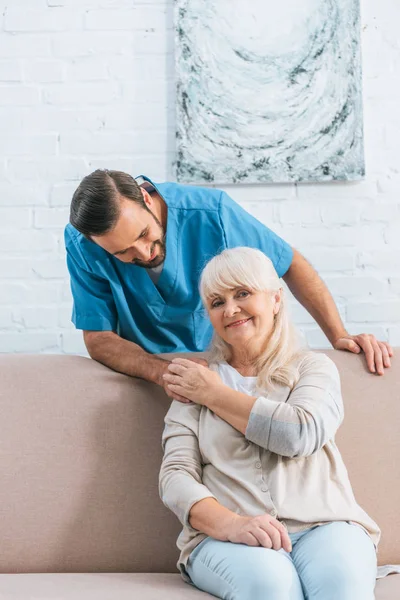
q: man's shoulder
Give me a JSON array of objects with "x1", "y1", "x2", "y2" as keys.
[
  {"x1": 64, "y1": 223, "x2": 107, "y2": 263},
  {"x1": 158, "y1": 181, "x2": 223, "y2": 212}
]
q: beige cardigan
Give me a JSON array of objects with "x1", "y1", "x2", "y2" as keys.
[{"x1": 159, "y1": 351, "x2": 380, "y2": 579}]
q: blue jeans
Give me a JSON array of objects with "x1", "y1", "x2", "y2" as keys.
[{"x1": 186, "y1": 522, "x2": 377, "y2": 600}]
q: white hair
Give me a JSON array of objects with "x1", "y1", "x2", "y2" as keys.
[{"x1": 200, "y1": 247, "x2": 305, "y2": 392}]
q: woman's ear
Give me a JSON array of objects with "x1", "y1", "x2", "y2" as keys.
[{"x1": 273, "y1": 288, "x2": 283, "y2": 315}]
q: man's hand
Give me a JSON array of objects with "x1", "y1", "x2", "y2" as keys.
[
  {"x1": 161, "y1": 357, "x2": 209, "y2": 403},
  {"x1": 334, "y1": 334, "x2": 393, "y2": 376},
  {"x1": 163, "y1": 357, "x2": 222, "y2": 405},
  {"x1": 227, "y1": 513, "x2": 292, "y2": 553}
]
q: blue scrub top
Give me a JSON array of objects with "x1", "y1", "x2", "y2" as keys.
[{"x1": 65, "y1": 177, "x2": 293, "y2": 354}]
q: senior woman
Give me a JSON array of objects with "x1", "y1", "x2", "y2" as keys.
[{"x1": 159, "y1": 247, "x2": 379, "y2": 600}]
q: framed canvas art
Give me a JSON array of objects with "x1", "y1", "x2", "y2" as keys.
[{"x1": 175, "y1": 0, "x2": 364, "y2": 184}]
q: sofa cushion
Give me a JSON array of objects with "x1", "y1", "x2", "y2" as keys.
[
  {"x1": 0, "y1": 573, "x2": 215, "y2": 599},
  {"x1": 0, "y1": 351, "x2": 398, "y2": 574},
  {"x1": 0, "y1": 573, "x2": 398, "y2": 599}
]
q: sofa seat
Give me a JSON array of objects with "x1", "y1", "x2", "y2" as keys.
[
  {"x1": 0, "y1": 573, "x2": 215, "y2": 599},
  {"x1": 0, "y1": 573, "x2": 398, "y2": 599}
]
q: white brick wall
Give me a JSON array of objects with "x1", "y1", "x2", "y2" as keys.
[{"x1": 0, "y1": 0, "x2": 399, "y2": 354}]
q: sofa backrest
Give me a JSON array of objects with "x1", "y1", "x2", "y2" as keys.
[{"x1": 0, "y1": 351, "x2": 398, "y2": 573}]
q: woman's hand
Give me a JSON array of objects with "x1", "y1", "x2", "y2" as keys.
[
  {"x1": 163, "y1": 358, "x2": 224, "y2": 406},
  {"x1": 227, "y1": 513, "x2": 292, "y2": 553}
]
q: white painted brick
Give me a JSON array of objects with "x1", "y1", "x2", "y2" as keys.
[
  {"x1": 304, "y1": 328, "x2": 332, "y2": 349},
  {"x1": 0, "y1": 60, "x2": 23, "y2": 81},
  {"x1": 0, "y1": 185, "x2": 48, "y2": 207},
  {"x1": 85, "y1": 7, "x2": 167, "y2": 31},
  {"x1": 0, "y1": 35, "x2": 51, "y2": 58},
  {"x1": 384, "y1": 222, "x2": 400, "y2": 246},
  {"x1": 108, "y1": 55, "x2": 172, "y2": 81},
  {"x1": 58, "y1": 304, "x2": 73, "y2": 328},
  {"x1": 296, "y1": 180, "x2": 378, "y2": 201},
  {"x1": 358, "y1": 251, "x2": 400, "y2": 273},
  {"x1": 23, "y1": 60, "x2": 65, "y2": 83},
  {"x1": 388, "y1": 326, "x2": 400, "y2": 346},
  {"x1": 0, "y1": 283, "x2": 30, "y2": 305},
  {"x1": 226, "y1": 182, "x2": 290, "y2": 205},
  {"x1": 0, "y1": 308, "x2": 15, "y2": 329},
  {"x1": 389, "y1": 277, "x2": 400, "y2": 295},
  {"x1": 132, "y1": 31, "x2": 170, "y2": 55},
  {"x1": 4, "y1": 9, "x2": 81, "y2": 32},
  {"x1": 287, "y1": 224, "x2": 386, "y2": 249},
  {"x1": 60, "y1": 280, "x2": 73, "y2": 303},
  {"x1": 0, "y1": 282, "x2": 61, "y2": 305},
  {"x1": 377, "y1": 175, "x2": 400, "y2": 196},
  {"x1": 0, "y1": 208, "x2": 32, "y2": 228},
  {"x1": 121, "y1": 79, "x2": 171, "y2": 105},
  {"x1": 60, "y1": 132, "x2": 134, "y2": 155},
  {"x1": 34, "y1": 207, "x2": 70, "y2": 229},
  {"x1": 0, "y1": 134, "x2": 57, "y2": 156},
  {"x1": 347, "y1": 301, "x2": 400, "y2": 322},
  {"x1": 240, "y1": 201, "x2": 276, "y2": 225},
  {"x1": 0, "y1": 333, "x2": 60, "y2": 353},
  {"x1": 361, "y1": 201, "x2": 400, "y2": 222},
  {"x1": 303, "y1": 249, "x2": 356, "y2": 272},
  {"x1": 86, "y1": 156, "x2": 171, "y2": 181},
  {"x1": 50, "y1": 182, "x2": 78, "y2": 207},
  {"x1": 324, "y1": 276, "x2": 389, "y2": 298},
  {"x1": 278, "y1": 201, "x2": 321, "y2": 225},
  {"x1": 16, "y1": 306, "x2": 59, "y2": 329},
  {"x1": 48, "y1": 0, "x2": 170, "y2": 5},
  {"x1": 0, "y1": 161, "x2": 7, "y2": 180},
  {"x1": 0, "y1": 109, "x2": 24, "y2": 134},
  {"x1": 32, "y1": 258, "x2": 68, "y2": 279},
  {"x1": 61, "y1": 330, "x2": 88, "y2": 355},
  {"x1": 7, "y1": 158, "x2": 87, "y2": 184},
  {"x1": 288, "y1": 302, "x2": 316, "y2": 325},
  {"x1": 345, "y1": 324, "x2": 389, "y2": 341},
  {"x1": 0, "y1": 231, "x2": 57, "y2": 254},
  {"x1": 0, "y1": 85, "x2": 40, "y2": 106},
  {"x1": 43, "y1": 82, "x2": 120, "y2": 105},
  {"x1": 59, "y1": 131, "x2": 167, "y2": 155},
  {"x1": 101, "y1": 104, "x2": 172, "y2": 131},
  {"x1": 67, "y1": 57, "x2": 108, "y2": 81},
  {"x1": 0, "y1": 258, "x2": 34, "y2": 279},
  {"x1": 52, "y1": 33, "x2": 134, "y2": 58},
  {"x1": 0, "y1": 0, "x2": 48, "y2": 6},
  {"x1": 320, "y1": 202, "x2": 362, "y2": 226},
  {"x1": 21, "y1": 106, "x2": 109, "y2": 132}
]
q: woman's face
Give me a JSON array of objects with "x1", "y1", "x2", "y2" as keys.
[{"x1": 206, "y1": 286, "x2": 281, "y2": 349}]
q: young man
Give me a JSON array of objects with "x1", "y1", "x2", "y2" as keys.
[{"x1": 65, "y1": 170, "x2": 392, "y2": 399}]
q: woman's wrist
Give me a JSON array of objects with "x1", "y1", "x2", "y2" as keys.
[{"x1": 205, "y1": 382, "x2": 231, "y2": 411}]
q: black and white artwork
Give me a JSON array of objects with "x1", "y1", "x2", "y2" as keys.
[{"x1": 175, "y1": 0, "x2": 365, "y2": 184}]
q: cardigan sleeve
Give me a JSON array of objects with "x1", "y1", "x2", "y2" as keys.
[
  {"x1": 245, "y1": 353, "x2": 344, "y2": 458},
  {"x1": 159, "y1": 400, "x2": 216, "y2": 527}
]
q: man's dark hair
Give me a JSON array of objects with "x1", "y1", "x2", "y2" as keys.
[{"x1": 69, "y1": 169, "x2": 148, "y2": 238}]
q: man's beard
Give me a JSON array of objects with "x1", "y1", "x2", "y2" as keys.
[{"x1": 132, "y1": 211, "x2": 166, "y2": 269}]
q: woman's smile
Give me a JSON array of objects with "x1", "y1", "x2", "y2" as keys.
[{"x1": 226, "y1": 317, "x2": 253, "y2": 328}]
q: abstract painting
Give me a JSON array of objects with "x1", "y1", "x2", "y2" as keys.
[{"x1": 175, "y1": 0, "x2": 364, "y2": 184}]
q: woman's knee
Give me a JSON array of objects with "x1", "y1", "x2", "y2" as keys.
[
  {"x1": 233, "y1": 552, "x2": 303, "y2": 600},
  {"x1": 188, "y1": 542, "x2": 303, "y2": 600}
]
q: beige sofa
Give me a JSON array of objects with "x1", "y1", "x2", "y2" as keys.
[{"x1": 0, "y1": 350, "x2": 399, "y2": 599}]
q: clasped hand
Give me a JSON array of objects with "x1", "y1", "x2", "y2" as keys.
[{"x1": 163, "y1": 358, "x2": 223, "y2": 405}]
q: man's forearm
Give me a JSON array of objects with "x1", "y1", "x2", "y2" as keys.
[
  {"x1": 84, "y1": 330, "x2": 169, "y2": 385},
  {"x1": 283, "y1": 249, "x2": 347, "y2": 345}
]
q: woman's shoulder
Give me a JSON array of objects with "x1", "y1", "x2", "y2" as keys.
[{"x1": 296, "y1": 350, "x2": 340, "y2": 380}]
